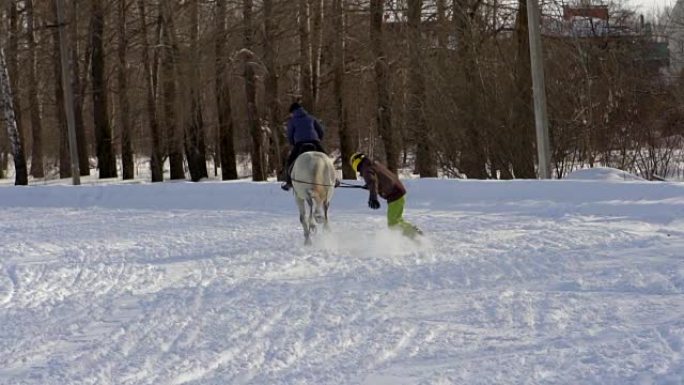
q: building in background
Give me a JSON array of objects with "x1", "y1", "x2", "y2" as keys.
[
  {"x1": 544, "y1": 0, "x2": 669, "y2": 73},
  {"x1": 668, "y1": 0, "x2": 684, "y2": 74},
  {"x1": 562, "y1": 2, "x2": 610, "y2": 37}
]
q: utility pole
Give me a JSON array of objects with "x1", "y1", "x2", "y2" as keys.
[
  {"x1": 55, "y1": 0, "x2": 80, "y2": 185},
  {"x1": 527, "y1": 0, "x2": 551, "y2": 179}
]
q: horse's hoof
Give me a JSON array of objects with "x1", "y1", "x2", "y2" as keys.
[{"x1": 304, "y1": 238, "x2": 312, "y2": 246}]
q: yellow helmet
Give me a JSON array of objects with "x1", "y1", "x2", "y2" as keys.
[{"x1": 349, "y1": 152, "x2": 366, "y2": 172}]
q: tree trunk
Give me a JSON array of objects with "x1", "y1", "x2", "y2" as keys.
[
  {"x1": 185, "y1": 95, "x2": 207, "y2": 182},
  {"x1": 370, "y1": 0, "x2": 397, "y2": 172},
  {"x1": 137, "y1": 0, "x2": 163, "y2": 182},
  {"x1": 72, "y1": 0, "x2": 90, "y2": 176},
  {"x1": 26, "y1": 0, "x2": 44, "y2": 178},
  {"x1": 298, "y1": 0, "x2": 313, "y2": 111},
  {"x1": 0, "y1": 151, "x2": 7, "y2": 178},
  {"x1": 243, "y1": 0, "x2": 266, "y2": 181},
  {"x1": 214, "y1": 0, "x2": 238, "y2": 180},
  {"x1": 118, "y1": 0, "x2": 134, "y2": 180},
  {"x1": 263, "y1": 0, "x2": 285, "y2": 179},
  {"x1": 161, "y1": 1, "x2": 185, "y2": 180},
  {"x1": 184, "y1": 0, "x2": 208, "y2": 182},
  {"x1": 310, "y1": 0, "x2": 323, "y2": 112},
  {"x1": 512, "y1": 0, "x2": 536, "y2": 178},
  {"x1": 52, "y1": 2, "x2": 70, "y2": 179},
  {"x1": 0, "y1": 49, "x2": 28, "y2": 185},
  {"x1": 333, "y1": 0, "x2": 354, "y2": 179},
  {"x1": 408, "y1": 0, "x2": 437, "y2": 177},
  {"x1": 7, "y1": 2, "x2": 26, "y2": 168},
  {"x1": 436, "y1": 0, "x2": 448, "y2": 49},
  {"x1": 454, "y1": 0, "x2": 487, "y2": 179},
  {"x1": 90, "y1": 0, "x2": 117, "y2": 178}
]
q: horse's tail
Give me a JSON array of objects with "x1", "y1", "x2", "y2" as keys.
[
  {"x1": 310, "y1": 160, "x2": 326, "y2": 205},
  {"x1": 310, "y1": 156, "x2": 334, "y2": 222}
]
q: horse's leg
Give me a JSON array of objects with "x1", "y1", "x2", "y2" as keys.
[
  {"x1": 297, "y1": 197, "x2": 310, "y2": 245},
  {"x1": 323, "y1": 199, "x2": 331, "y2": 231},
  {"x1": 307, "y1": 196, "x2": 316, "y2": 235},
  {"x1": 313, "y1": 198, "x2": 325, "y2": 224}
]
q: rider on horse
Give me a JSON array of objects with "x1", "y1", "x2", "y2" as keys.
[{"x1": 281, "y1": 102, "x2": 327, "y2": 191}]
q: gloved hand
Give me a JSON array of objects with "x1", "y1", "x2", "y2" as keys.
[{"x1": 368, "y1": 197, "x2": 380, "y2": 210}]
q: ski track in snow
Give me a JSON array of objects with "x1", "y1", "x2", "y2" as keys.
[{"x1": 0, "y1": 180, "x2": 683, "y2": 385}]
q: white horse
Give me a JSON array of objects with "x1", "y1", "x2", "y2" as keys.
[{"x1": 290, "y1": 151, "x2": 336, "y2": 245}]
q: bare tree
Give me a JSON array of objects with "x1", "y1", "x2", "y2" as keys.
[
  {"x1": 71, "y1": 0, "x2": 90, "y2": 176},
  {"x1": 90, "y1": 0, "x2": 117, "y2": 178},
  {"x1": 510, "y1": 0, "x2": 536, "y2": 178},
  {"x1": 118, "y1": 0, "x2": 134, "y2": 179},
  {"x1": 26, "y1": 0, "x2": 44, "y2": 178},
  {"x1": 215, "y1": 0, "x2": 238, "y2": 180},
  {"x1": 332, "y1": 0, "x2": 354, "y2": 179},
  {"x1": 436, "y1": 0, "x2": 448, "y2": 49},
  {"x1": 408, "y1": 0, "x2": 436, "y2": 177},
  {"x1": 298, "y1": 0, "x2": 314, "y2": 111},
  {"x1": 137, "y1": 0, "x2": 163, "y2": 182},
  {"x1": 184, "y1": 0, "x2": 208, "y2": 182},
  {"x1": 370, "y1": 0, "x2": 398, "y2": 172},
  {"x1": 0, "y1": 48, "x2": 28, "y2": 185},
  {"x1": 243, "y1": 0, "x2": 266, "y2": 181},
  {"x1": 263, "y1": 0, "x2": 286, "y2": 180},
  {"x1": 51, "y1": 1, "x2": 70, "y2": 178},
  {"x1": 6, "y1": 1, "x2": 25, "y2": 168},
  {"x1": 453, "y1": 0, "x2": 487, "y2": 178},
  {"x1": 310, "y1": 0, "x2": 323, "y2": 111},
  {"x1": 161, "y1": 1, "x2": 184, "y2": 180}
]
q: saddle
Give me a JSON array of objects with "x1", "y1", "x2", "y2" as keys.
[
  {"x1": 298, "y1": 143, "x2": 319, "y2": 155},
  {"x1": 288, "y1": 143, "x2": 321, "y2": 176}
]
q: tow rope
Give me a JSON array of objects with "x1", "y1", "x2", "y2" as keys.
[{"x1": 290, "y1": 178, "x2": 367, "y2": 189}]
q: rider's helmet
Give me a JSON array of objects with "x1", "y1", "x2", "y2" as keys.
[{"x1": 349, "y1": 153, "x2": 366, "y2": 173}]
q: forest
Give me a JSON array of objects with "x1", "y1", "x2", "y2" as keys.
[{"x1": 0, "y1": 0, "x2": 680, "y2": 185}]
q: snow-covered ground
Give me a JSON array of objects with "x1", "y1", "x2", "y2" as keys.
[{"x1": 1, "y1": 169, "x2": 683, "y2": 385}]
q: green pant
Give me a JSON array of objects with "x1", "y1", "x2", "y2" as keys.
[{"x1": 387, "y1": 196, "x2": 421, "y2": 238}]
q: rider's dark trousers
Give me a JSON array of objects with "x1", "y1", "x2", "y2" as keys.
[{"x1": 284, "y1": 141, "x2": 326, "y2": 183}]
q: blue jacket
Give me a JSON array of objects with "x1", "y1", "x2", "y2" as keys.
[{"x1": 287, "y1": 108, "x2": 324, "y2": 145}]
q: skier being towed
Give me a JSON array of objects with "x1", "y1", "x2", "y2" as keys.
[{"x1": 349, "y1": 152, "x2": 422, "y2": 239}]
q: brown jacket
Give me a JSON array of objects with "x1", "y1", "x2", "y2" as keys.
[{"x1": 359, "y1": 159, "x2": 406, "y2": 203}]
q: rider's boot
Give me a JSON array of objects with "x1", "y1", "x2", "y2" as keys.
[{"x1": 280, "y1": 173, "x2": 292, "y2": 191}]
